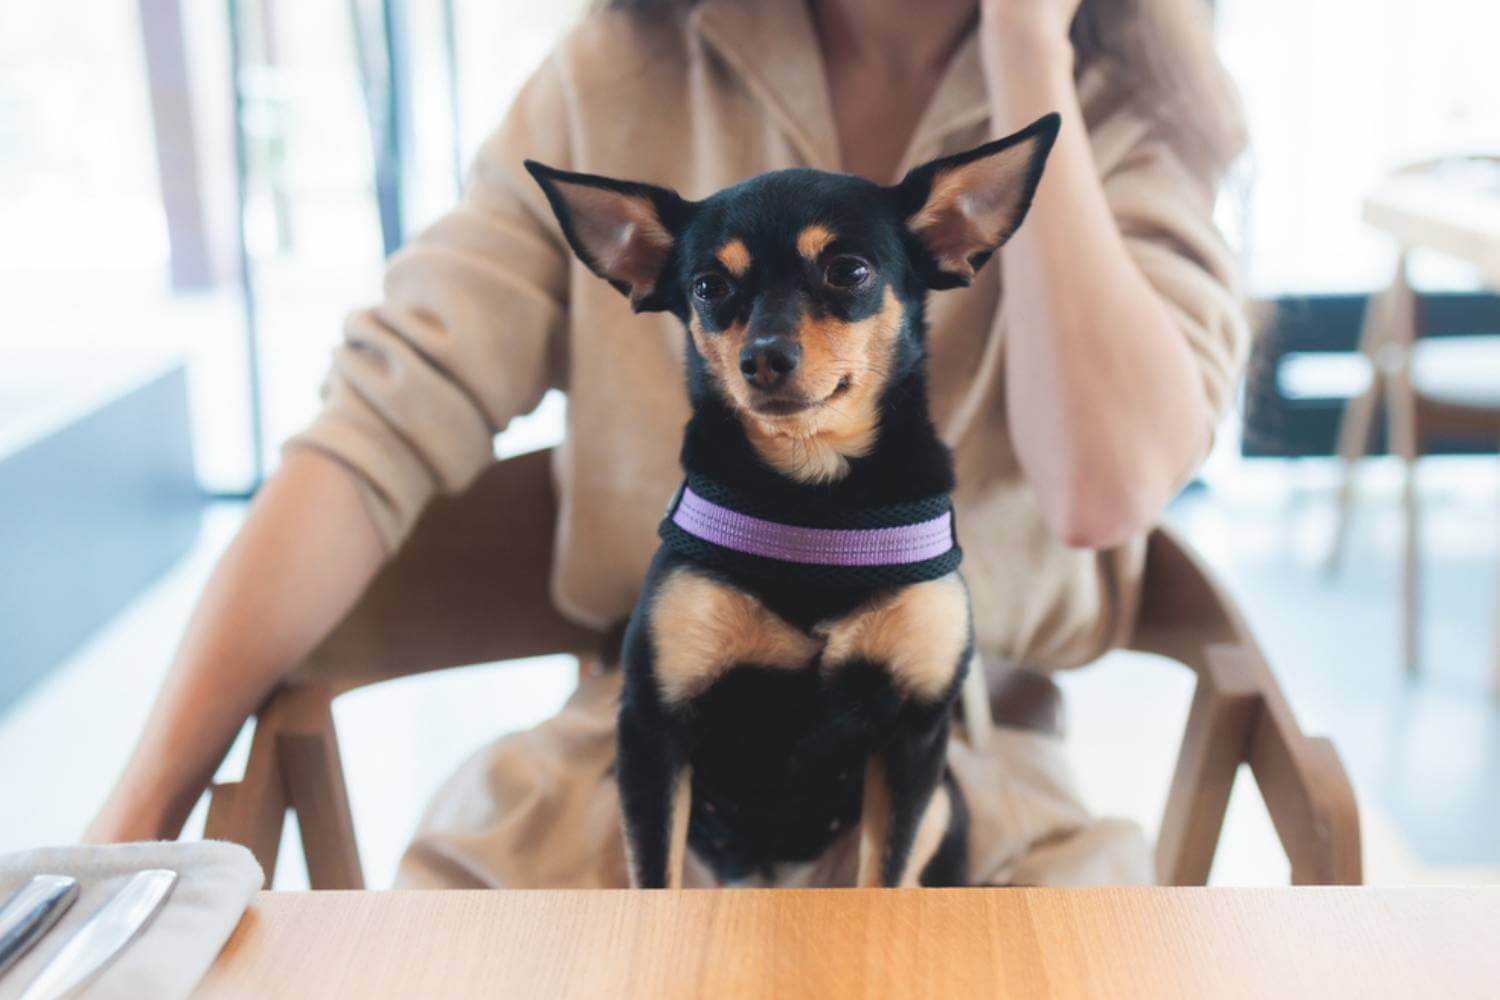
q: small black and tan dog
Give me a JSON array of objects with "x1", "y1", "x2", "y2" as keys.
[{"x1": 527, "y1": 112, "x2": 1058, "y2": 889}]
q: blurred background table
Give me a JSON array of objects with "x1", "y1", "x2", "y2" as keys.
[
  {"x1": 1362, "y1": 161, "x2": 1500, "y2": 286},
  {"x1": 196, "y1": 888, "x2": 1500, "y2": 998},
  {"x1": 1330, "y1": 158, "x2": 1500, "y2": 686}
]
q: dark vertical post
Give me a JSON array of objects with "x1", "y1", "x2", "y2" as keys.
[
  {"x1": 227, "y1": 0, "x2": 268, "y2": 486},
  {"x1": 377, "y1": 0, "x2": 409, "y2": 255},
  {"x1": 138, "y1": 0, "x2": 216, "y2": 291},
  {"x1": 258, "y1": 0, "x2": 296, "y2": 253},
  {"x1": 349, "y1": 0, "x2": 408, "y2": 257},
  {"x1": 440, "y1": 0, "x2": 464, "y2": 195}
]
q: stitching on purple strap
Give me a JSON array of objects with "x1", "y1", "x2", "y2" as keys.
[{"x1": 671, "y1": 486, "x2": 953, "y2": 567}]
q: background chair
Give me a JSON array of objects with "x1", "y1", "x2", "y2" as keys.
[
  {"x1": 204, "y1": 448, "x2": 1362, "y2": 889},
  {"x1": 1325, "y1": 155, "x2": 1500, "y2": 682}
]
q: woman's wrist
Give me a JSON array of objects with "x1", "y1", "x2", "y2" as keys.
[
  {"x1": 84, "y1": 789, "x2": 171, "y2": 843},
  {"x1": 978, "y1": 5, "x2": 1077, "y2": 74},
  {"x1": 980, "y1": 18, "x2": 1077, "y2": 135},
  {"x1": 84, "y1": 750, "x2": 202, "y2": 843}
]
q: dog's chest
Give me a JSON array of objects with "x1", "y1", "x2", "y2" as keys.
[
  {"x1": 643, "y1": 564, "x2": 972, "y2": 879},
  {"x1": 646, "y1": 566, "x2": 970, "y2": 705}
]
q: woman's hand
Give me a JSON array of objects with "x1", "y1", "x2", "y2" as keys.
[{"x1": 976, "y1": 0, "x2": 1082, "y2": 126}]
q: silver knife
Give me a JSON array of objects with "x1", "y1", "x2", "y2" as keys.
[
  {"x1": 0, "y1": 876, "x2": 79, "y2": 978},
  {"x1": 18, "y1": 869, "x2": 177, "y2": 1000}
]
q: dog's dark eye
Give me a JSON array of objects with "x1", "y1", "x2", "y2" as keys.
[
  {"x1": 824, "y1": 256, "x2": 871, "y2": 289},
  {"x1": 692, "y1": 273, "x2": 732, "y2": 303}
]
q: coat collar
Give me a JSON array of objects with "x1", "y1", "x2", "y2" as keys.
[
  {"x1": 689, "y1": 0, "x2": 990, "y2": 180},
  {"x1": 903, "y1": 30, "x2": 989, "y2": 174}
]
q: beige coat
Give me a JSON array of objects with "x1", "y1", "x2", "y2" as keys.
[
  {"x1": 287, "y1": 0, "x2": 1248, "y2": 887},
  {"x1": 288, "y1": 0, "x2": 1248, "y2": 671}
]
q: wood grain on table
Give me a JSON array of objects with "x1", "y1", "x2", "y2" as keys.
[{"x1": 195, "y1": 888, "x2": 1500, "y2": 999}]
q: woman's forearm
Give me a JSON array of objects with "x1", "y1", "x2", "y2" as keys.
[
  {"x1": 84, "y1": 449, "x2": 386, "y2": 842},
  {"x1": 981, "y1": 15, "x2": 1213, "y2": 548}
]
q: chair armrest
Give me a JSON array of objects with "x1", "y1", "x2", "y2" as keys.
[
  {"x1": 1155, "y1": 642, "x2": 1361, "y2": 885},
  {"x1": 1154, "y1": 644, "x2": 1259, "y2": 885},
  {"x1": 205, "y1": 682, "x2": 364, "y2": 889},
  {"x1": 1230, "y1": 642, "x2": 1362, "y2": 885},
  {"x1": 1140, "y1": 528, "x2": 1362, "y2": 885},
  {"x1": 203, "y1": 692, "x2": 288, "y2": 880}
]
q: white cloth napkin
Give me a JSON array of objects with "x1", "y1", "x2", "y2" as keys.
[{"x1": 0, "y1": 841, "x2": 263, "y2": 1000}]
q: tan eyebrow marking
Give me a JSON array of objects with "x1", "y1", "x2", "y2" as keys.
[
  {"x1": 715, "y1": 238, "x2": 752, "y2": 277},
  {"x1": 796, "y1": 224, "x2": 835, "y2": 261}
]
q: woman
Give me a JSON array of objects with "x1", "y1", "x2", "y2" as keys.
[{"x1": 87, "y1": 0, "x2": 1248, "y2": 887}]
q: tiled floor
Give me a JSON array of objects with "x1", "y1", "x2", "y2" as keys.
[{"x1": 1, "y1": 458, "x2": 1496, "y2": 888}]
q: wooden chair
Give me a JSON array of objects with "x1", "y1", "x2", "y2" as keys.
[
  {"x1": 203, "y1": 448, "x2": 1362, "y2": 888},
  {"x1": 1326, "y1": 155, "x2": 1500, "y2": 681}
]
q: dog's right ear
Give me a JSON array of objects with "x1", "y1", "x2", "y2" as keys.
[{"x1": 525, "y1": 161, "x2": 692, "y2": 312}]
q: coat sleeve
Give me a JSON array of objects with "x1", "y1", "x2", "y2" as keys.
[
  {"x1": 1093, "y1": 105, "x2": 1252, "y2": 429},
  {"x1": 284, "y1": 59, "x2": 573, "y2": 551}
]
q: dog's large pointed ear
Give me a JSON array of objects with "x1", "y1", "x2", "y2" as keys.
[
  {"x1": 895, "y1": 113, "x2": 1060, "y2": 289},
  {"x1": 525, "y1": 161, "x2": 692, "y2": 312}
]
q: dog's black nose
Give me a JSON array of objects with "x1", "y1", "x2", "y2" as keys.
[{"x1": 739, "y1": 336, "x2": 800, "y2": 389}]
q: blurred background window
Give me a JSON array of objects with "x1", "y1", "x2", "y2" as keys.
[
  {"x1": 1220, "y1": 0, "x2": 1500, "y2": 295},
  {"x1": 0, "y1": 1, "x2": 582, "y2": 496}
]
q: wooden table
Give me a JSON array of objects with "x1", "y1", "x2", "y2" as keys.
[{"x1": 196, "y1": 888, "x2": 1500, "y2": 998}]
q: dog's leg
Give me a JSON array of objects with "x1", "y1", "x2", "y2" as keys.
[
  {"x1": 823, "y1": 574, "x2": 971, "y2": 887},
  {"x1": 960, "y1": 651, "x2": 993, "y2": 750},
  {"x1": 857, "y1": 754, "x2": 891, "y2": 886},
  {"x1": 621, "y1": 565, "x2": 818, "y2": 887},
  {"x1": 856, "y1": 707, "x2": 952, "y2": 887},
  {"x1": 916, "y1": 772, "x2": 969, "y2": 887},
  {"x1": 617, "y1": 706, "x2": 691, "y2": 889},
  {"x1": 666, "y1": 766, "x2": 692, "y2": 889}
]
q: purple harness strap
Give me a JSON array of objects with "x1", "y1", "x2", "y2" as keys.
[{"x1": 670, "y1": 485, "x2": 954, "y2": 567}]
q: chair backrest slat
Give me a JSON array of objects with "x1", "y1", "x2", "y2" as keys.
[{"x1": 1129, "y1": 527, "x2": 1244, "y2": 664}]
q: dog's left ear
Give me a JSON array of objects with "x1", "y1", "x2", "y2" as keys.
[
  {"x1": 525, "y1": 161, "x2": 692, "y2": 312},
  {"x1": 895, "y1": 112, "x2": 1061, "y2": 289}
]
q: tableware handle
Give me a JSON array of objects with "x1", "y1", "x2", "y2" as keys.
[{"x1": 0, "y1": 876, "x2": 79, "y2": 980}]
